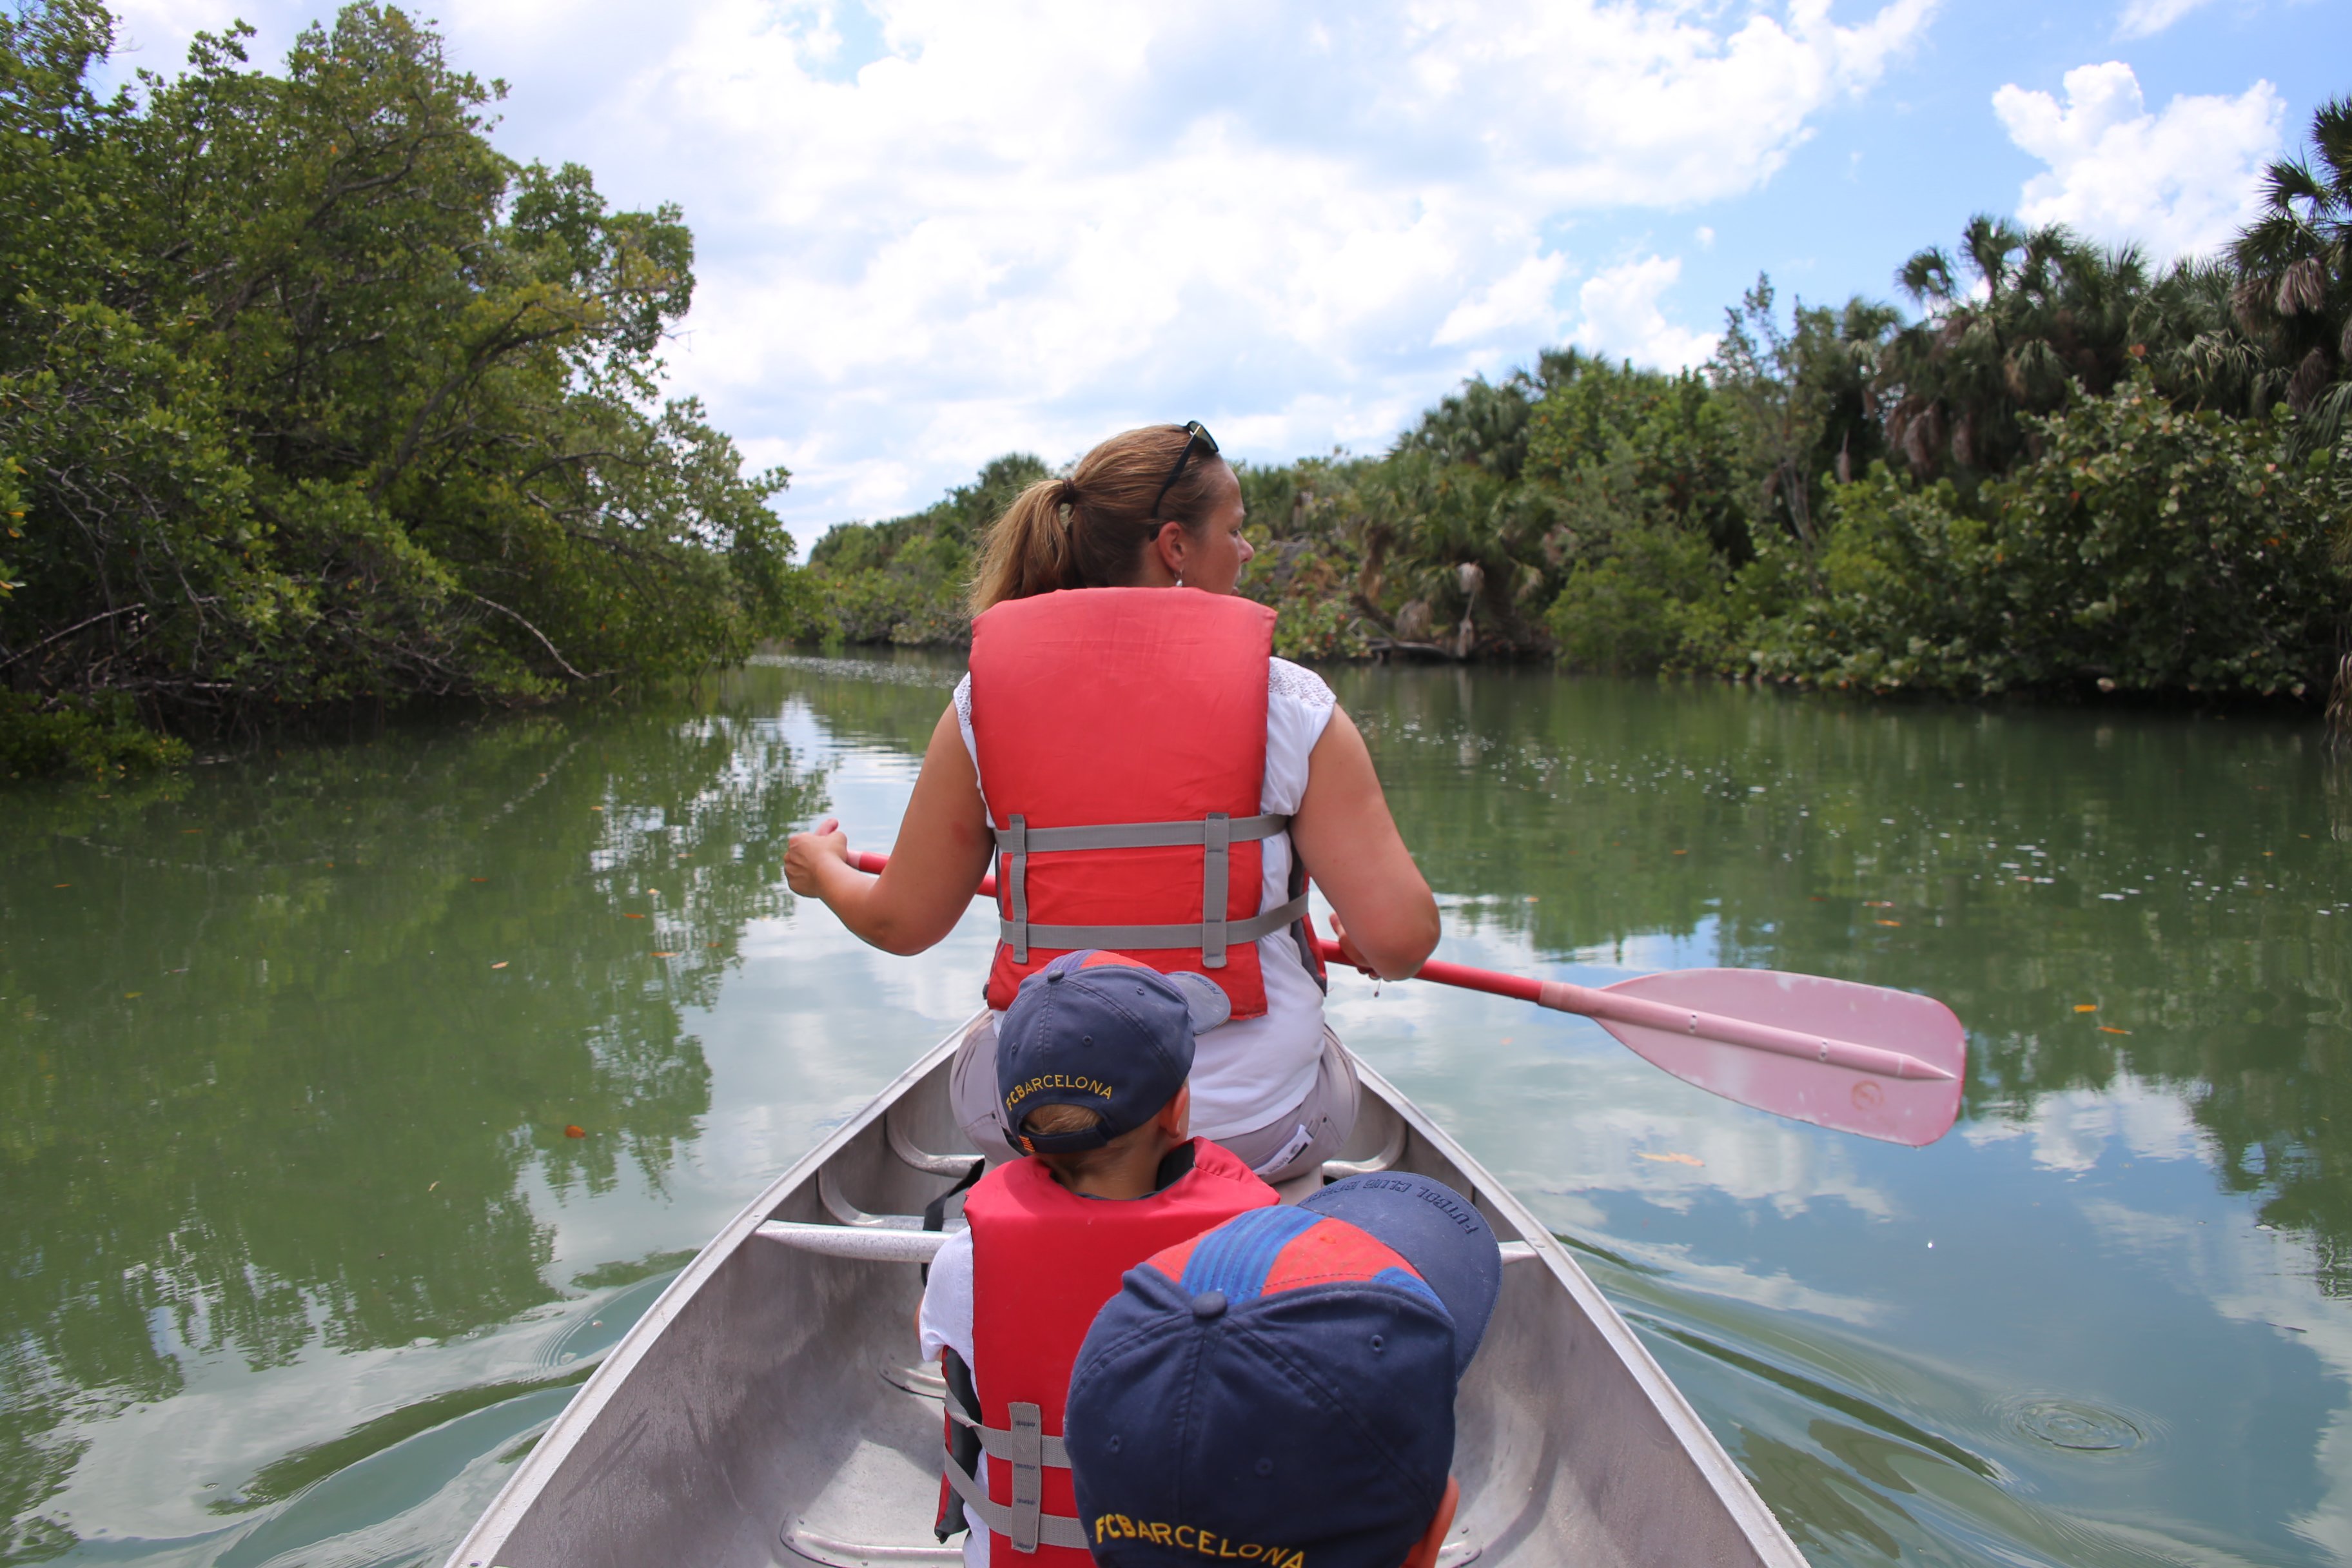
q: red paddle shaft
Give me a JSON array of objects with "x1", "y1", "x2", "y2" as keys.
[
  {"x1": 840, "y1": 848, "x2": 1951, "y2": 1084},
  {"x1": 1306, "y1": 939, "x2": 1951, "y2": 1083}
]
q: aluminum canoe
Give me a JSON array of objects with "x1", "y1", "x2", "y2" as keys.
[{"x1": 446, "y1": 1017, "x2": 1805, "y2": 1568}]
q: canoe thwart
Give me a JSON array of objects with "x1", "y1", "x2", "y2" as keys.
[
  {"x1": 758, "y1": 1221, "x2": 949, "y2": 1262},
  {"x1": 882, "y1": 1363, "x2": 947, "y2": 1398},
  {"x1": 783, "y1": 1520, "x2": 965, "y2": 1568}
]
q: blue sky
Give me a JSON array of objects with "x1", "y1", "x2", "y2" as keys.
[{"x1": 98, "y1": 0, "x2": 2349, "y2": 542}]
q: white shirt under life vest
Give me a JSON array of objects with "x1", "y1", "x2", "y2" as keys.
[{"x1": 953, "y1": 657, "x2": 1337, "y2": 1141}]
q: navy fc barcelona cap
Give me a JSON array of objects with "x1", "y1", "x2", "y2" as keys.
[
  {"x1": 996, "y1": 950, "x2": 1229, "y2": 1155},
  {"x1": 1063, "y1": 1178, "x2": 1498, "y2": 1568}
]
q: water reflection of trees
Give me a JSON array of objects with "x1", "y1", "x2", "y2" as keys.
[
  {"x1": 1326, "y1": 666, "x2": 2348, "y2": 1285},
  {"x1": 752, "y1": 648, "x2": 966, "y2": 756},
  {"x1": 0, "y1": 676, "x2": 824, "y2": 1554}
]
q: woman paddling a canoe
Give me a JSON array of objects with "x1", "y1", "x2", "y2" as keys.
[{"x1": 785, "y1": 422, "x2": 1439, "y2": 1181}]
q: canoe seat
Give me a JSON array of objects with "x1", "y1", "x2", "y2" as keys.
[
  {"x1": 1322, "y1": 1110, "x2": 1407, "y2": 1177},
  {"x1": 819, "y1": 1164, "x2": 925, "y2": 1230},
  {"x1": 783, "y1": 1518, "x2": 964, "y2": 1568},
  {"x1": 887, "y1": 1106, "x2": 983, "y2": 1177}
]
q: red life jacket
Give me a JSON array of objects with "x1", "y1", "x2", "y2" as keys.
[
  {"x1": 968, "y1": 588, "x2": 1308, "y2": 1019},
  {"x1": 940, "y1": 1139, "x2": 1276, "y2": 1565}
]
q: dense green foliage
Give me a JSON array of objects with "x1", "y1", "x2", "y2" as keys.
[
  {"x1": 0, "y1": 1, "x2": 807, "y2": 776},
  {"x1": 803, "y1": 98, "x2": 2352, "y2": 717},
  {"x1": 1749, "y1": 376, "x2": 2340, "y2": 696},
  {"x1": 802, "y1": 454, "x2": 1046, "y2": 644}
]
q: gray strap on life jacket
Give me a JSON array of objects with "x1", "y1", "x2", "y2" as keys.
[
  {"x1": 945, "y1": 1390, "x2": 1072, "y2": 1467},
  {"x1": 941, "y1": 1386, "x2": 1087, "y2": 1551},
  {"x1": 1004, "y1": 816, "x2": 1030, "y2": 963},
  {"x1": 1006, "y1": 1402, "x2": 1046, "y2": 1553},
  {"x1": 994, "y1": 812, "x2": 1295, "y2": 970},
  {"x1": 1201, "y1": 813, "x2": 1230, "y2": 966},
  {"x1": 994, "y1": 812, "x2": 1289, "y2": 854},
  {"x1": 1001, "y1": 895, "x2": 1310, "y2": 964}
]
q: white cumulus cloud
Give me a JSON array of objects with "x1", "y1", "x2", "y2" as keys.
[
  {"x1": 106, "y1": 0, "x2": 1934, "y2": 527},
  {"x1": 1993, "y1": 62, "x2": 2284, "y2": 262},
  {"x1": 1571, "y1": 256, "x2": 1720, "y2": 370}
]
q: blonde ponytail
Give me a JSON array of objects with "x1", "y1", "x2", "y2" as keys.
[
  {"x1": 969, "y1": 426, "x2": 1227, "y2": 614},
  {"x1": 968, "y1": 476, "x2": 1080, "y2": 610}
]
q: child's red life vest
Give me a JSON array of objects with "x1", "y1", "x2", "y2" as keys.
[
  {"x1": 940, "y1": 1139, "x2": 1277, "y2": 1565},
  {"x1": 967, "y1": 588, "x2": 1308, "y2": 1019}
]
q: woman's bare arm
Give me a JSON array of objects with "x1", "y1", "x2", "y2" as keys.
[
  {"x1": 1289, "y1": 707, "x2": 1439, "y2": 979},
  {"x1": 783, "y1": 705, "x2": 994, "y2": 955}
]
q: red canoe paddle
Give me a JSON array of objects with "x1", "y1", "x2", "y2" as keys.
[{"x1": 842, "y1": 849, "x2": 1965, "y2": 1146}]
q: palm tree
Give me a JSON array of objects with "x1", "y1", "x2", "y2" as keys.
[
  {"x1": 2233, "y1": 97, "x2": 2352, "y2": 741},
  {"x1": 2132, "y1": 258, "x2": 2275, "y2": 416},
  {"x1": 2230, "y1": 95, "x2": 2352, "y2": 452},
  {"x1": 1710, "y1": 277, "x2": 1899, "y2": 551},
  {"x1": 1396, "y1": 372, "x2": 1542, "y2": 480},
  {"x1": 1881, "y1": 217, "x2": 2150, "y2": 481},
  {"x1": 1395, "y1": 348, "x2": 1613, "y2": 482}
]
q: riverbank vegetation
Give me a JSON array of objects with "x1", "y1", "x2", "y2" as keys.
[
  {"x1": 803, "y1": 97, "x2": 2352, "y2": 720},
  {"x1": 8, "y1": 2, "x2": 2348, "y2": 781},
  {"x1": 0, "y1": 1, "x2": 807, "y2": 777}
]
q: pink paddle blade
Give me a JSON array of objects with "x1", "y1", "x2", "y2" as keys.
[{"x1": 1575, "y1": 968, "x2": 1966, "y2": 1147}]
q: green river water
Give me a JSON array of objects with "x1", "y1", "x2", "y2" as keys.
[{"x1": 4, "y1": 650, "x2": 2347, "y2": 1567}]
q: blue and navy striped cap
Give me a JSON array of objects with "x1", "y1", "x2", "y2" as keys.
[{"x1": 1064, "y1": 1186, "x2": 1491, "y2": 1568}]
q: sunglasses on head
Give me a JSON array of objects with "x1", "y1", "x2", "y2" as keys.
[{"x1": 1148, "y1": 420, "x2": 1219, "y2": 525}]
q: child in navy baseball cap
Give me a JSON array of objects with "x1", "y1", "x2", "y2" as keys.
[
  {"x1": 919, "y1": 952, "x2": 1279, "y2": 1568},
  {"x1": 1061, "y1": 1172, "x2": 1501, "y2": 1568},
  {"x1": 992, "y1": 948, "x2": 1229, "y2": 1175}
]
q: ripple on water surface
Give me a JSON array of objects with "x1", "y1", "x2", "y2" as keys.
[{"x1": 1999, "y1": 1395, "x2": 2153, "y2": 1455}]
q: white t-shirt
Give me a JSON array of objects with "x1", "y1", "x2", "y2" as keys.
[
  {"x1": 919, "y1": 1230, "x2": 986, "y2": 1568},
  {"x1": 953, "y1": 657, "x2": 1338, "y2": 1139}
]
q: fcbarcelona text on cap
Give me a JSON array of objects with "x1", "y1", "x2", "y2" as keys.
[
  {"x1": 1090, "y1": 1514, "x2": 1304, "y2": 1568},
  {"x1": 1003, "y1": 1073, "x2": 1118, "y2": 1109}
]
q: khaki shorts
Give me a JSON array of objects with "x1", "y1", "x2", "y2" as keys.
[{"x1": 949, "y1": 1015, "x2": 1360, "y2": 1185}]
